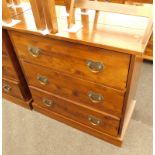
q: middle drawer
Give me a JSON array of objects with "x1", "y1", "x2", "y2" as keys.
[{"x1": 22, "y1": 61, "x2": 125, "y2": 117}]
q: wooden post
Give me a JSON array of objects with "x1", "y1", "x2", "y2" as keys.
[
  {"x1": 13, "y1": 0, "x2": 20, "y2": 5},
  {"x1": 2, "y1": 0, "x2": 12, "y2": 24},
  {"x1": 29, "y1": 0, "x2": 46, "y2": 31},
  {"x1": 68, "y1": 0, "x2": 76, "y2": 28},
  {"x1": 42, "y1": 0, "x2": 58, "y2": 33},
  {"x1": 6, "y1": 0, "x2": 13, "y2": 4}
]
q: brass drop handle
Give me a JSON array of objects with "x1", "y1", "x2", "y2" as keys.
[
  {"x1": 42, "y1": 98, "x2": 54, "y2": 107},
  {"x1": 37, "y1": 75, "x2": 48, "y2": 85},
  {"x1": 105, "y1": 0, "x2": 111, "y2": 2},
  {"x1": 88, "y1": 91, "x2": 104, "y2": 103},
  {"x1": 28, "y1": 46, "x2": 41, "y2": 57},
  {"x1": 86, "y1": 60, "x2": 104, "y2": 73},
  {"x1": 3, "y1": 84, "x2": 12, "y2": 93},
  {"x1": 88, "y1": 115, "x2": 102, "y2": 126}
]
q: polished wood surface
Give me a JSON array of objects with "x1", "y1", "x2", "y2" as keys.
[
  {"x1": 33, "y1": 102, "x2": 123, "y2": 146},
  {"x1": 2, "y1": 29, "x2": 32, "y2": 107},
  {"x1": 29, "y1": 0, "x2": 46, "y2": 30},
  {"x1": 3, "y1": 78, "x2": 25, "y2": 100},
  {"x1": 10, "y1": 31, "x2": 130, "y2": 90},
  {"x1": 3, "y1": 3, "x2": 153, "y2": 146},
  {"x1": 43, "y1": 0, "x2": 58, "y2": 33},
  {"x1": 21, "y1": 61, "x2": 125, "y2": 117},
  {"x1": 13, "y1": 0, "x2": 20, "y2": 5},
  {"x1": 143, "y1": 34, "x2": 153, "y2": 61},
  {"x1": 118, "y1": 55, "x2": 142, "y2": 134},
  {"x1": 2, "y1": 0, "x2": 12, "y2": 23},
  {"x1": 4, "y1": 5, "x2": 153, "y2": 55},
  {"x1": 30, "y1": 87, "x2": 120, "y2": 136},
  {"x1": 6, "y1": 0, "x2": 13, "y2": 4},
  {"x1": 2, "y1": 54, "x2": 19, "y2": 80}
]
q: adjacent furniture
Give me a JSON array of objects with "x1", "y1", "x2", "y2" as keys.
[
  {"x1": 2, "y1": 0, "x2": 32, "y2": 108},
  {"x1": 2, "y1": 29, "x2": 32, "y2": 109}
]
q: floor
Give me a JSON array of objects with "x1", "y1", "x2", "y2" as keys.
[{"x1": 2, "y1": 61, "x2": 153, "y2": 155}]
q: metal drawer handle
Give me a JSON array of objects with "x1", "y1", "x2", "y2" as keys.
[
  {"x1": 88, "y1": 115, "x2": 102, "y2": 126},
  {"x1": 37, "y1": 75, "x2": 48, "y2": 85},
  {"x1": 3, "y1": 84, "x2": 12, "y2": 93},
  {"x1": 105, "y1": 0, "x2": 111, "y2": 2},
  {"x1": 86, "y1": 60, "x2": 104, "y2": 73},
  {"x1": 88, "y1": 91, "x2": 104, "y2": 103},
  {"x1": 42, "y1": 98, "x2": 54, "y2": 107},
  {"x1": 28, "y1": 46, "x2": 41, "y2": 57}
]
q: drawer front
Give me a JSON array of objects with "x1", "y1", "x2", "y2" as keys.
[
  {"x1": 10, "y1": 31, "x2": 130, "y2": 90},
  {"x1": 2, "y1": 39, "x2": 7, "y2": 55},
  {"x1": 30, "y1": 87, "x2": 120, "y2": 136},
  {"x1": 2, "y1": 55, "x2": 18, "y2": 80},
  {"x1": 2, "y1": 78, "x2": 24, "y2": 100},
  {"x1": 22, "y1": 62, "x2": 124, "y2": 117}
]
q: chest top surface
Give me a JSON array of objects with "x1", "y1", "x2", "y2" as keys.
[{"x1": 3, "y1": 4, "x2": 153, "y2": 56}]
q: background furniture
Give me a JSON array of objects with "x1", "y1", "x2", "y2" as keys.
[{"x1": 2, "y1": 0, "x2": 32, "y2": 109}]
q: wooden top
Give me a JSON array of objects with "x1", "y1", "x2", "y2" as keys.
[{"x1": 3, "y1": 4, "x2": 153, "y2": 55}]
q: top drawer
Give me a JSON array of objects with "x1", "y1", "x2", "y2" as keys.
[{"x1": 10, "y1": 31, "x2": 130, "y2": 90}]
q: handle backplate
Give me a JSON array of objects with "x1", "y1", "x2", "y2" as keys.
[
  {"x1": 86, "y1": 60, "x2": 104, "y2": 73},
  {"x1": 3, "y1": 84, "x2": 12, "y2": 93},
  {"x1": 88, "y1": 91, "x2": 104, "y2": 103},
  {"x1": 37, "y1": 75, "x2": 48, "y2": 85},
  {"x1": 28, "y1": 46, "x2": 41, "y2": 57},
  {"x1": 88, "y1": 115, "x2": 102, "y2": 126},
  {"x1": 42, "y1": 98, "x2": 54, "y2": 107}
]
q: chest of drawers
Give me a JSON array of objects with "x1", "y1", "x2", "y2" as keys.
[
  {"x1": 3, "y1": 2, "x2": 152, "y2": 146},
  {"x1": 2, "y1": 29, "x2": 32, "y2": 109},
  {"x1": 8, "y1": 28, "x2": 142, "y2": 146}
]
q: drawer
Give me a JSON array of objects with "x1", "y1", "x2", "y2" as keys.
[
  {"x1": 2, "y1": 39, "x2": 7, "y2": 54},
  {"x1": 2, "y1": 54, "x2": 18, "y2": 80},
  {"x1": 10, "y1": 31, "x2": 130, "y2": 90},
  {"x1": 2, "y1": 78, "x2": 24, "y2": 100},
  {"x1": 30, "y1": 87, "x2": 120, "y2": 136},
  {"x1": 22, "y1": 62, "x2": 125, "y2": 117}
]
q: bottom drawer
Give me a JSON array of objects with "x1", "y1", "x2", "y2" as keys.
[
  {"x1": 30, "y1": 86, "x2": 120, "y2": 136},
  {"x1": 2, "y1": 78, "x2": 24, "y2": 100}
]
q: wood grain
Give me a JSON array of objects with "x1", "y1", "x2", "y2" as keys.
[
  {"x1": 4, "y1": 5, "x2": 153, "y2": 55},
  {"x1": 3, "y1": 78, "x2": 25, "y2": 100},
  {"x1": 29, "y1": 0, "x2": 46, "y2": 30},
  {"x1": 118, "y1": 55, "x2": 142, "y2": 134},
  {"x1": 21, "y1": 61, "x2": 125, "y2": 117},
  {"x1": 13, "y1": 0, "x2": 20, "y2": 5},
  {"x1": 33, "y1": 101, "x2": 123, "y2": 146},
  {"x1": 30, "y1": 87, "x2": 120, "y2": 136},
  {"x1": 143, "y1": 33, "x2": 153, "y2": 61},
  {"x1": 10, "y1": 31, "x2": 130, "y2": 90},
  {"x1": 2, "y1": 54, "x2": 19, "y2": 80},
  {"x1": 6, "y1": 0, "x2": 13, "y2": 4},
  {"x1": 2, "y1": 29, "x2": 32, "y2": 101},
  {"x1": 2, "y1": 0, "x2": 12, "y2": 23},
  {"x1": 42, "y1": 0, "x2": 58, "y2": 33}
]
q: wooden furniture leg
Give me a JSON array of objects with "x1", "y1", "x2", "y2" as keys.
[
  {"x1": 2, "y1": 0, "x2": 12, "y2": 24},
  {"x1": 42, "y1": 0, "x2": 58, "y2": 33},
  {"x1": 29, "y1": 0, "x2": 46, "y2": 31}
]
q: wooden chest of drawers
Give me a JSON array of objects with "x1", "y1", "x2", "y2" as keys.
[
  {"x1": 8, "y1": 28, "x2": 142, "y2": 146},
  {"x1": 3, "y1": 3, "x2": 152, "y2": 146},
  {"x1": 2, "y1": 29, "x2": 32, "y2": 109}
]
